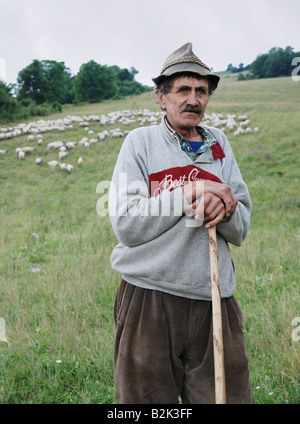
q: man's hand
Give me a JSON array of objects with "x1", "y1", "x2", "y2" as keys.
[
  {"x1": 186, "y1": 192, "x2": 226, "y2": 227},
  {"x1": 183, "y1": 180, "x2": 238, "y2": 227}
]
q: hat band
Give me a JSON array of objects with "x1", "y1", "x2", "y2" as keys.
[{"x1": 160, "y1": 56, "x2": 211, "y2": 75}]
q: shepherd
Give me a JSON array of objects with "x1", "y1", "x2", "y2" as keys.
[{"x1": 108, "y1": 42, "x2": 254, "y2": 404}]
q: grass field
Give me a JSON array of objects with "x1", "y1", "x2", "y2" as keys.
[{"x1": 0, "y1": 73, "x2": 299, "y2": 404}]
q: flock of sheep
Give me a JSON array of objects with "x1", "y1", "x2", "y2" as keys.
[{"x1": 0, "y1": 109, "x2": 259, "y2": 172}]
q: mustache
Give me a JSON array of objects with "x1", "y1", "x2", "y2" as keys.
[{"x1": 180, "y1": 105, "x2": 203, "y2": 114}]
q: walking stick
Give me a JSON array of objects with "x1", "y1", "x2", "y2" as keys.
[{"x1": 208, "y1": 225, "x2": 226, "y2": 404}]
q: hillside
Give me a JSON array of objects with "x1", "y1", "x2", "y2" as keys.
[{"x1": 0, "y1": 75, "x2": 299, "y2": 404}]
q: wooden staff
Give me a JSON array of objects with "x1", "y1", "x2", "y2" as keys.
[{"x1": 208, "y1": 225, "x2": 226, "y2": 404}]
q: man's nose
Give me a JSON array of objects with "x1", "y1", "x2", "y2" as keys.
[{"x1": 186, "y1": 89, "x2": 199, "y2": 105}]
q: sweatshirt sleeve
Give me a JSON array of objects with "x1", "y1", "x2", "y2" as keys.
[
  {"x1": 213, "y1": 130, "x2": 251, "y2": 246},
  {"x1": 109, "y1": 133, "x2": 188, "y2": 247}
]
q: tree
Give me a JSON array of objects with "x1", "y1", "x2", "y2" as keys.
[
  {"x1": 0, "y1": 80, "x2": 17, "y2": 121},
  {"x1": 17, "y1": 60, "x2": 47, "y2": 104},
  {"x1": 247, "y1": 46, "x2": 300, "y2": 79},
  {"x1": 226, "y1": 63, "x2": 234, "y2": 72},
  {"x1": 110, "y1": 65, "x2": 149, "y2": 97},
  {"x1": 73, "y1": 60, "x2": 117, "y2": 103},
  {"x1": 17, "y1": 60, "x2": 73, "y2": 104},
  {"x1": 263, "y1": 46, "x2": 294, "y2": 78},
  {"x1": 248, "y1": 53, "x2": 268, "y2": 78},
  {"x1": 41, "y1": 60, "x2": 73, "y2": 104}
]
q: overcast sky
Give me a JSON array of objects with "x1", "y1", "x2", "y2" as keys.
[{"x1": 1, "y1": 0, "x2": 299, "y2": 86}]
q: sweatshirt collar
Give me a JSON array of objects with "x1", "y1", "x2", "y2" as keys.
[
  {"x1": 163, "y1": 115, "x2": 218, "y2": 159},
  {"x1": 162, "y1": 114, "x2": 225, "y2": 161}
]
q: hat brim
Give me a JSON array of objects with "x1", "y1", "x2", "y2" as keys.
[{"x1": 152, "y1": 62, "x2": 220, "y2": 91}]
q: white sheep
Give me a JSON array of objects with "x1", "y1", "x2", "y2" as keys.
[
  {"x1": 22, "y1": 146, "x2": 36, "y2": 153},
  {"x1": 48, "y1": 160, "x2": 60, "y2": 169},
  {"x1": 66, "y1": 141, "x2": 77, "y2": 149},
  {"x1": 66, "y1": 164, "x2": 74, "y2": 173},
  {"x1": 78, "y1": 156, "x2": 83, "y2": 166},
  {"x1": 98, "y1": 132, "x2": 106, "y2": 141},
  {"x1": 78, "y1": 137, "x2": 88, "y2": 146},
  {"x1": 234, "y1": 127, "x2": 245, "y2": 136},
  {"x1": 240, "y1": 120, "x2": 250, "y2": 127},
  {"x1": 28, "y1": 135, "x2": 35, "y2": 142},
  {"x1": 0, "y1": 149, "x2": 7, "y2": 155},
  {"x1": 47, "y1": 141, "x2": 64, "y2": 150},
  {"x1": 36, "y1": 157, "x2": 43, "y2": 165},
  {"x1": 18, "y1": 151, "x2": 25, "y2": 160},
  {"x1": 110, "y1": 129, "x2": 124, "y2": 138},
  {"x1": 60, "y1": 163, "x2": 73, "y2": 173},
  {"x1": 59, "y1": 151, "x2": 68, "y2": 160},
  {"x1": 79, "y1": 121, "x2": 89, "y2": 127}
]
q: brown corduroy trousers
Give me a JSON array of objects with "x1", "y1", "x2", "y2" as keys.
[{"x1": 113, "y1": 280, "x2": 254, "y2": 404}]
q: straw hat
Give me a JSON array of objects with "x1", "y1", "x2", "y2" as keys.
[{"x1": 152, "y1": 42, "x2": 220, "y2": 91}]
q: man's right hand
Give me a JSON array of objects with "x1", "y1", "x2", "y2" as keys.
[{"x1": 182, "y1": 180, "x2": 238, "y2": 225}]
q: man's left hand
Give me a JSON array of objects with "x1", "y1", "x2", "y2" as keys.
[{"x1": 186, "y1": 191, "x2": 237, "y2": 227}]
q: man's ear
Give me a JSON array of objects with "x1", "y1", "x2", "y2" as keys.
[{"x1": 157, "y1": 90, "x2": 166, "y2": 111}]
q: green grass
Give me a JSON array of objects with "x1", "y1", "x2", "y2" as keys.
[{"x1": 0, "y1": 77, "x2": 299, "y2": 404}]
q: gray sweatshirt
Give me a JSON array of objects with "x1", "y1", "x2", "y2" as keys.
[{"x1": 109, "y1": 116, "x2": 251, "y2": 300}]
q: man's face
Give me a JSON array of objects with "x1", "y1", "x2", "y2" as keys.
[{"x1": 158, "y1": 76, "x2": 210, "y2": 134}]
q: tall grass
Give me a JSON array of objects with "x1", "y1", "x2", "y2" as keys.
[{"x1": 0, "y1": 77, "x2": 299, "y2": 403}]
